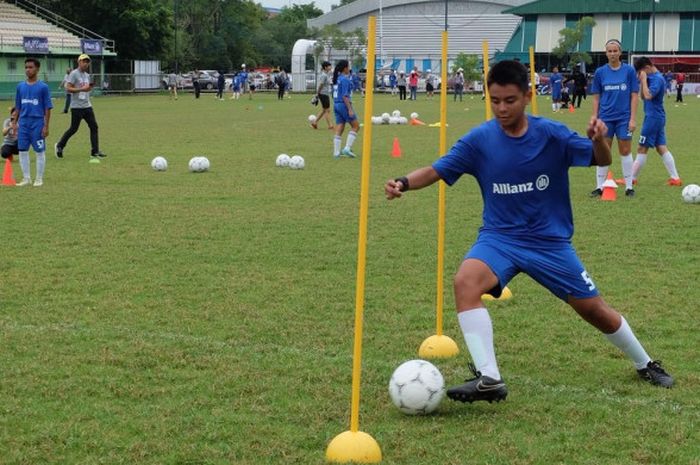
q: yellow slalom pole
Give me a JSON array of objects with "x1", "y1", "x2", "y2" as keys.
[
  {"x1": 418, "y1": 30, "x2": 459, "y2": 359},
  {"x1": 529, "y1": 46, "x2": 538, "y2": 116},
  {"x1": 326, "y1": 15, "x2": 381, "y2": 464},
  {"x1": 482, "y1": 40, "x2": 492, "y2": 121}
]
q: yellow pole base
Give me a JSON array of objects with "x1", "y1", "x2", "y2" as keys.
[
  {"x1": 481, "y1": 286, "x2": 513, "y2": 301},
  {"x1": 418, "y1": 334, "x2": 460, "y2": 359},
  {"x1": 326, "y1": 430, "x2": 382, "y2": 463}
]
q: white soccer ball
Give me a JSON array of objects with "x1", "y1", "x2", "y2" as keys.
[
  {"x1": 151, "y1": 156, "x2": 167, "y2": 171},
  {"x1": 308, "y1": 114, "x2": 317, "y2": 123},
  {"x1": 389, "y1": 116, "x2": 400, "y2": 124},
  {"x1": 398, "y1": 116, "x2": 408, "y2": 125},
  {"x1": 388, "y1": 359, "x2": 445, "y2": 415},
  {"x1": 410, "y1": 112, "x2": 419, "y2": 120},
  {"x1": 381, "y1": 112, "x2": 391, "y2": 123},
  {"x1": 289, "y1": 155, "x2": 305, "y2": 170},
  {"x1": 392, "y1": 109, "x2": 401, "y2": 118},
  {"x1": 276, "y1": 153, "x2": 291, "y2": 167},
  {"x1": 371, "y1": 116, "x2": 383, "y2": 125},
  {"x1": 188, "y1": 156, "x2": 209, "y2": 173},
  {"x1": 681, "y1": 183, "x2": 700, "y2": 204}
]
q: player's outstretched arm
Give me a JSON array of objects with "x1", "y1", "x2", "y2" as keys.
[
  {"x1": 385, "y1": 166, "x2": 441, "y2": 200},
  {"x1": 587, "y1": 117, "x2": 612, "y2": 166}
]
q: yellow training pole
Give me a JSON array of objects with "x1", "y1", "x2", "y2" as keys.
[
  {"x1": 529, "y1": 46, "x2": 538, "y2": 115},
  {"x1": 419, "y1": 30, "x2": 459, "y2": 359},
  {"x1": 482, "y1": 40, "x2": 492, "y2": 121},
  {"x1": 325, "y1": 15, "x2": 381, "y2": 464}
]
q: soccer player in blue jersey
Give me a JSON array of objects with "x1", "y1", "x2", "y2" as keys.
[
  {"x1": 332, "y1": 60, "x2": 359, "y2": 159},
  {"x1": 632, "y1": 57, "x2": 682, "y2": 186},
  {"x1": 384, "y1": 60, "x2": 674, "y2": 403},
  {"x1": 550, "y1": 66, "x2": 563, "y2": 112},
  {"x1": 590, "y1": 39, "x2": 639, "y2": 197},
  {"x1": 15, "y1": 58, "x2": 52, "y2": 187}
]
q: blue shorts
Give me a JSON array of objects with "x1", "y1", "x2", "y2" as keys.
[
  {"x1": 603, "y1": 119, "x2": 633, "y2": 141},
  {"x1": 18, "y1": 117, "x2": 46, "y2": 152},
  {"x1": 639, "y1": 117, "x2": 666, "y2": 148},
  {"x1": 465, "y1": 233, "x2": 599, "y2": 302},
  {"x1": 334, "y1": 103, "x2": 357, "y2": 125},
  {"x1": 552, "y1": 90, "x2": 561, "y2": 100}
]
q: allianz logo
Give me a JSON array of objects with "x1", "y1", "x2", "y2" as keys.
[
  {"x1": 492, "y1": 174, "x2": 550, "y2": 194},
  {"x1": 21, "y1": 98, "x2": 39, "y2": 105}
]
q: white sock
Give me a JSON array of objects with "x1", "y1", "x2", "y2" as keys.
[
  {"x1": 661, "y1": 151, "x2": 679, "y2": 179},
  {"x1": 620, "y1": 154, "x2": 634, "y2": 189},
  {"x1": 604, "y1": 316, "x2": 651, "y2": 369},
  {"x1": 596, "y1": 165, "x2": 610, "y2": 189},
  {"x1": 333, "y1": 135, "x2": 341, "y2": 156},
  {"x1": 36, "y1": 151, "x2": 45, "y2": 180},
  {"x1": 457, "y1": 308, "x2": 501, "y2": 380},
  {"x1": 552, "y1": 103, "x2": 556, "y2": 111},
  {"x1": 345, "y1": 130, "x2": 357, "y2": 150},
  {"x1": 19, "y1": 151, "x2": 30, "y2": 180},
  {"x1": 632, "y1": 153, "x2": 647, "y2": 180}
]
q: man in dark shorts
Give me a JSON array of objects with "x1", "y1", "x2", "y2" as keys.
[{"x1": 311, "y1": 61, "x2": 334, "y2": 130}]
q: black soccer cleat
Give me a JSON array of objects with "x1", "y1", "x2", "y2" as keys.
[
  {"x1": 590, "y1": 188, "x2": 603, "y2": 198},
  {"x1": 637, "y1": 360, "x2": 674, "y2": 388},
  {"x1": 625, "y1": 188, "x2": 635, "y2": 197},
  {"x1": 447, "y1": 364, "x2": 508, "y2": 403}
]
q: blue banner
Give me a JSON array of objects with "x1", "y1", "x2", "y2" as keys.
[
  {"x1": 23, "y1": 36, "x2": 49, "y2": 54},
  {"x1": 81, "y1": 39, "x2": 103, "y2": 54}
]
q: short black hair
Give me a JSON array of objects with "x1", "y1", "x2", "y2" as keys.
[
  {"x1": 634, "y1": 56, "x2": 653, "y2": 72},
  {"x1": 487, "y1": 60, "x2": 529, "y2": 93},
  {"x1": 321, "y1": 61, "x2": 331, "y2": 68},
  {"x1": 25, "y1": 57, "x2": 40, "y2": 68}
]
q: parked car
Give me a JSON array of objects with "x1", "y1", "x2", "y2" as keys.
[{"x1": 193, "y1": 70, "x2": 219, "y2": 90}]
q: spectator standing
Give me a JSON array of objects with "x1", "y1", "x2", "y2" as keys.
[
  {"x1": 55, "y1": 54, "x2": 105, "y2": 161},
  {"x1": 389, "y1": 69, "x2": 397, "y2": 95},
  {"x1": 425, "y1": 69, "x2": 436, "y2": 99},
  {"x1": 408, "y1": 67, "x2": 420, "y2": 100},
  {"x1": 216, "y1": 71, "x2": 225, "y2": 100},
  {"x1": 453, "y1": 69, "x2": 465, "y2": 102},
  {"x1": 276, "y1": 69, "x2": 287, "y2": 100},
  {"x1": 192, "y1": 69, "x2": 201, "y2": 99},
  {"x1": 1, "y1": 107, "x2": 19, "y2": 161},
  {"x1": 397, "y1": 71, "x2": 407, "y2": 100},
  {"x1": 312, "y1": 61, "x2": 333, "y2": 130},
  {"x1": 167, "y1": 72, "x2": 178, "y2": 100},
  {"x1": 675, "y1": 70, "x2": 685, "y2": 103},
  {"x1": 60, "y1": 68, "x2": 72, "y2": 113},
  {"x1": 15, "y1": 58, "x2": 52, "y2": 187}
]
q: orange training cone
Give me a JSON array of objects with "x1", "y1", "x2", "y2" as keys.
[
  {"x1": 568, "y1": 104, "x2": 574, "y2": 113},
  {"x1": 391, "y1": 137, "x2": 402, "y2": 158},
  {"x1": 410, "y1": 118, "x2": 426, "y2": 126},
  {"x1": 601, "y1": 171, "x2": 617, "y2": 201},
  {"x1": 1, "y1": 158, "x2": 16, "y2": 186}
]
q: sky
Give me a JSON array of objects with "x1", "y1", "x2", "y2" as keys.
[{"x1": 260, "y1": 0, "x2": 335, "y2": 13}]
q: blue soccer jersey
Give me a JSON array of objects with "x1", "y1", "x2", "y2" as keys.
[
  {"x1": 590, "y1": 63, "x2": 639, "y2": 121},
  {"x1": 643, "y1": 71, "x2": 666, "y2": 120},
  {"x1": 550, "y1": 72, "x2": 563, "y2": 97},
  {"x1": 432, "y1": 116, "x2": 594, "y2": 243},
  {"x1": 333, "y1": 74, "x2": 353, "y2": 104},
  {"x1": 15, "y1": 80, "x2": 52, "y2": 119}
]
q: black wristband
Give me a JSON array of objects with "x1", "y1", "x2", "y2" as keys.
[{"x1": 395, "y1": 176, "x2": 409, "y2": 192}]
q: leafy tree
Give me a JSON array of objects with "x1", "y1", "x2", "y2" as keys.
[
  {"x1": 552, "y1": 16, "x2": 596, "y2": 69},
  {"x1": 452, "y1": 52, "x2": 481, "y2": 82},
  {"x1": 331, "y1": 0, "x2": 358, "y2": 10},
  {"x1": 313, "y1": 24, "x2": 348, "y2": 62}
]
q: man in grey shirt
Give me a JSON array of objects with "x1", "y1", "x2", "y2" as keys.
[
  {"x1": 311, "y1": 61, "x2": 334, "y2": 130},
  {"x1": 55, "y1": 53, "x2": 106, "y2": 159}
]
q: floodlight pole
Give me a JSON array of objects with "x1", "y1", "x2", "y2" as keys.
[{"x1": 174, "y1": 0, "x2": 179, "y2": 74}]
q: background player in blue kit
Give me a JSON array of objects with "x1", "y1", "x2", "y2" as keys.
[
  {"x1": 632, "y1": 57, "x2": 682, "y2": 187},
  {"x1": 590, "y1": 39, "x2": 639, "y2": 197},
  {"x1": 550, "y1": 66, "x2": 563, "y2": 112},
  {"x1": 384, "y1": 60, "x2": 673, "y2": 403},
  {"x1": 331, "y1": 60, "x2": 359, "y2": 159},
  {"x1": 15, "y1": 57, "x2": 52, "y2": 187}
]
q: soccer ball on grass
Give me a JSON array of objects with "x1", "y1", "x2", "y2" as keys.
[
  {"x1": 151, "y1": 156, "x2": 167, "y2": 171},
  {"x1": 308, "y1": 114, "x2": 317, "y2": 123},
  {"x1": 388, "y1": 359, "x2": 445, "y2": 415},
  {"x1": 188, "y1": 156, "x2": 210, "y2": 173},
  {"x1": 681, "y1": 183, "x2": 700, "y2": 204},
  {"x1": 288, "y1": 155, "x2": 305, "y2": 170},
  {"x1": 276, "y1": 153, "x2": 291, "y2": 167}
]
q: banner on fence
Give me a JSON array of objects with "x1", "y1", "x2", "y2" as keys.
[
  {"x1": 81, "y1": 39, "x2": 103, "y2": 55},
  {"x1": 23, "y1": 36, "x2": 49, "y2": 54}
]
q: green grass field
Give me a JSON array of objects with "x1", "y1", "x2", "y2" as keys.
[{"x1": 1, "y1": 90, "x2": 698, "y2": 465}]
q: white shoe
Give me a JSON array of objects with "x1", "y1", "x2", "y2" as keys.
[
  {"x1": 33, "y1": 178, "x2": 43, "y2": 187},
  {"x1": 17, "y1": 178, "x2": 31, "y2": 187}
]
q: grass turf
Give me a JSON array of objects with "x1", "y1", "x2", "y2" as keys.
[{"x1": 1, "y1": 90, "x2": 698, "y2": 464}]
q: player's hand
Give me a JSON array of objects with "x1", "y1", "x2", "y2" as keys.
[
  {"x1": 628, "y1": 119, "x2": 636, "y2": 133},
  {"x1": 638, "y1": 70, "x2": 647, "y2": 81},
  {"x1": 385, "y1": 179, "x2": 404, "y2": 200},
  {"x1": 587, "y1": 116, "x2": 607, "y2": 141}
]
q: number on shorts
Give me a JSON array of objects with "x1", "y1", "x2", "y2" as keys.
[
  {"x1": 580, "y1": 270, "x2": 596, "y2": 291},
  {"x1": 36, "y1": 139, "x2": 44, "y2": 150},
  {"x1": 638, "y1": 135, "x2": 646, "y2": 145}
]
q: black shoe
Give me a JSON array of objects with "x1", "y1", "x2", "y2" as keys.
[
  {"x1": 94, "y1": 152, "x2": 107, "y2": 158},
  {"x1": 446, "y1": 364, "x2": 507, "y2": 403},
  {"x1": 590, "y1": 188, "x2": 603, "y2": 197},
  {"x1": 625, "y1": 188, "x2": 635, "y2": 197},
  {"x1": 54, "y1": 143, "x2": 63, "y2": 159},
  {"x1": 637, "y1": 360, "x2": 674, "y2": 388}
]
